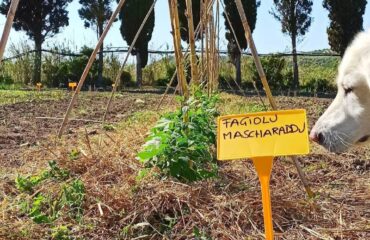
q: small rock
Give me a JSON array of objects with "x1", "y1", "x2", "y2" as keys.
[
  {"x1": 20, "y1": 142, "x2": 30, "y2": 147},
  {"x1": 88, "y1": 130, "x2": 98, "y2": 135},
  {"x1": 135, "y1": 99, "x2": 145, "y2": 104},
  {"x1": 67, "y1": 129, "x2": 75, "y2": 134}
]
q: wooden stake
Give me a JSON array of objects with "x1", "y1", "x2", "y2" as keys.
[
  {"x1": 209, "y1": 11, "x2": 215, "y2": 92},
  {"x1": 156, "y1": 0, "x2": 215, "y2": 110},
  {"x1": 58, "y1": 0, "x2": 128, "y2": 138},
  {"x1": 221, "y1": 0, "x2": 265, "y2": 106},
  {"x1": 37, "y1": 117, "x2": 114, "y2": 124},
  {"x1": 234, "y1": 0, "x2": 314, "y2": 198},
  {"x1": 215, "y1": 0, "x2": 220, "y2": 90},
  {"x1": 0, "y1": 0, "x2": 20, "y2": 63},
  {"x1": 200, "y1": 0, "x2": 204, "y2": 83},
  {"x1": 234, "y1": 0, "x2": 277, "y2": 110},
  {"x1": 102, "y1": 0, "x2": 157, "y2": 122},
  {"x1": 205, "y1": 1, "x2": 210, "y2": 95},
  {"x1": 156, "y1": 70, "x2": 177, "y2": 111},
  {"x1": 168, "y1": 0, "x2": 189, "y2": 99},
  {"x1": 186, "y1": 0, "x2": 199, "y2": 86}
]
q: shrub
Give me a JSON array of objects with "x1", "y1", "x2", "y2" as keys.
[
  {"x1": 120, "y1": 70, "x2": 135, "y2": 88},
  {"x1": 102, "y1": 76, "x2": 113, "y2": 87},
  {"x1": 0, "y1": 74, "x2": 14, "y2": 85},
  {"x1": 137, "y1": 90, "x2": 219, "y2": 182},
  {"x1": 249, "y1": 55, "x2": 292, "y2": 91},
  {"x1": 302, "y1": 77, "x2": 336, "y2": 93},
  {"x1": 41, "y1": 46, "x2": 98, "y2": 88},
  {"x1": 219, "y1": 74, "x2": 236, "y2": 89},
  {"x1": 156, "y1": 62, "x2": 176, "y2": 87}
]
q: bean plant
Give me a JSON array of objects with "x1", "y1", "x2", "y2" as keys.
[{"x1": 138, "y1": 90, "x2": 219, "y2": 182}]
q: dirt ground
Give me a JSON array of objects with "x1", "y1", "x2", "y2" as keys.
[
  {"x1": 0, "y1": 92, "x2": 369, "y2": 239},
  {"x1": 0, "y1": 92, "x2": 161, "y2": 165}
]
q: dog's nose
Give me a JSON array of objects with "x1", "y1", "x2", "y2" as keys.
[{"x1": 309, "y1": 131, "x2": 325, "y2": 145}]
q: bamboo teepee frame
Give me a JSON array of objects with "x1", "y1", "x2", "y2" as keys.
[{"x1": 0, "y1": 0, "x2": 313, "y2": 198}]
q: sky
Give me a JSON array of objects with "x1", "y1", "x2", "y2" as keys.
[{"x1": 1, "y1": 0, "x2": 370, "y2": 56}]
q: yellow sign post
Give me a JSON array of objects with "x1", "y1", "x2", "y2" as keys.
[
  {"x1": 36, "y1": 83, "x2": 42, "y2": 91},
  {"x1": 69, "y1": 82, "x2": 77, "y2": 91},
  {"x1": 217, "y1": 109, "x2": 309, "y2": 240}
]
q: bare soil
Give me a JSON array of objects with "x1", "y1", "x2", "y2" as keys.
[{"x1": 0, "y1": 92, "x2": 161, "y2": 166}]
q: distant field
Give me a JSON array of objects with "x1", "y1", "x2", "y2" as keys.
[
  {"x1": 296, "y1": 56, "x2": 340, "y2": 85},
  {"x1": 219, "y1": 55, "x2": 340, "y2": 91}
]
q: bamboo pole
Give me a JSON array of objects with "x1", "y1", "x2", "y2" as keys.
[
  {"x1": 200, "y1": 0, "x2": 204, "y2": 83},
  {"x1": 209, "y1": 11, "x2": 215, "y2": 92},
  {"x1": 102, "y1": 0, "x2": 157, "y2": 122},
  {"x1": 57, "y1": 0, "x2": 127, "y2": 138},
  {"x1": 220, "y1": 0, "x2": 242, "y2": 56},
  {"x1": 185, "y1": 0, "x2": 199, "y2": 86},
  {"x1": 156, "y1": 0, "x2": 215, "y2": 110},
  {"x1": 168, "y1": 0, "x2": 188, "y2": 99},
  {"x1": 215, "y1": 0, "x2": 220, "y2": 90},
  {"x1": 220, "y1": 0, "x2": 265, "y2": 107},
  {"x1": 36, "y1": 117, "x2": 113, "y2": 124},
  {"x1": 156, "y1": 70, "x2": 177, "y2": 111},
  {"x1": 213, "y1": 3, "x2": 219, "y2": 91},
  {"x1": 234, "y1": 0, "x2": 313, "y2": 198},
  {"x1": 0, "y1": 0, "x2": 20, "y2": 63},
  {"x1": 205, "y1": 1, "x2": 210, "y2": 95},
  {"x1": 234, "y1": 0, "x2": 277, "y2": 110}
]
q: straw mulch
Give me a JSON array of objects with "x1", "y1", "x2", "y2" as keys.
[{"x1": 1, "y1": 95, "x2": 369, "y2": 239}]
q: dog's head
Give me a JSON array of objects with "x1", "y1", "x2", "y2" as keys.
[{"x1": 310, "y1": 32, "x2": 370, "y2": 153}]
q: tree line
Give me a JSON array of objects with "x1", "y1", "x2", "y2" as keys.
[{"x1": 0, "y1": 0, "x2": 367, "y2": 90}]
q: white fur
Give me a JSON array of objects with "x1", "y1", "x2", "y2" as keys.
[{"x1": 310, "y1": 31, "x2": 370, "y2": 153}]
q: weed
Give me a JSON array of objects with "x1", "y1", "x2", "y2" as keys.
[
  {"x1": 15, "y1": 171, "x2": 49, "y2": 193},
  {"x1": 120, "y1": 225, "x2": 131, "y2": 237},
  {"x1": 103, "y1": 124, "x2": 115, "y2": 131},
  {"x1": 26, "y1": 194, "x2": 56, "y2": 223},
  {"x1": 61, "y1": 179, "x2": 85, "y2": 220},
  {"x1": 161, "y1": 215, "x2": 177, "y2": 233},
  {"x1": 51, "y1": 225, "x2": 72, "y2": 240},
  {"x1": 136, "y1": 168, "x2": 150, "y2": 182},
  {"x1": 19, "y1": 180, "x2": 85, "y2": 224},
  {"x1": 15, "y1": 161, "x2": 84, "y2": 225},
  {"x1": 193, "y1": 227, "x2": 212, "y2": 240},
  {"x1": 15, "y1": 161, "x2": 70, "y2": 193},
  {"x1": 68, "y1": 149, "x2": 81, "y2": 161},
  {"x1": 48, "y1": 160, "x2": 70, "y2": 180}
]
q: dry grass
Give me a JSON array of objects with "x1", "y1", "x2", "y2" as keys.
[{"x1": 1, "y1": 93, "x2": 370, "y2": 239}]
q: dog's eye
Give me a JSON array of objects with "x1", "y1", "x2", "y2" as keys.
[{"x1": 344, "y1": 87, "x2": 353, "y2": 95}]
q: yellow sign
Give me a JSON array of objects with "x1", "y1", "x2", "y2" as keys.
[
  {"x1": 217, "y1": 109, "x2": 310, "y2": 240},
  {"x1": 217, "y1": 109, "x2": 309, "y2": 160},
  {"x1": 69, "y1": 82, "x2": 77, "y2": 88}
]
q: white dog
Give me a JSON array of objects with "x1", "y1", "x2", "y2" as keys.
[{"x1": 310, "y1": 31, "x2": 370, "y2": 153}]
